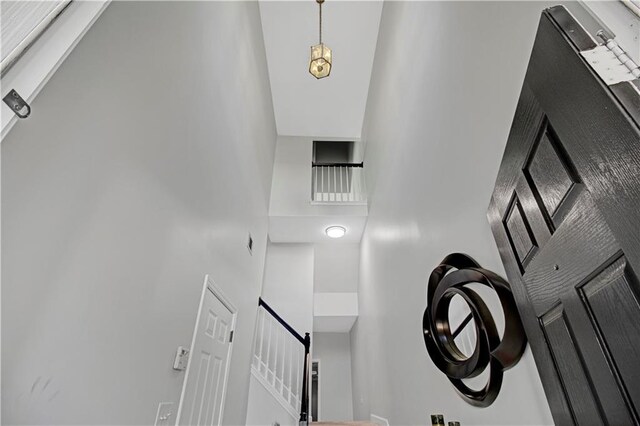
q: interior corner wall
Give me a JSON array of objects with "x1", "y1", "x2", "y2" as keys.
[
  {"x1": 313, "y1": 243, "x2": 360, "y2": 293},
  {"x1": 268, "y1": 136, "x2": 368, "y2": 219},
  {"x1": 350, "y1": 2, "x2": 560, "y2": 424},
  {"x1": 261, "y1": 242, "x2": 315, "y2": 335},
  {"x1": 1, "y1": 2, "x2": 276, "y2": 424},
  {"x1": 312, "y1": 332, "x2": 354, "y2": 422},
  {"x1": 269, "y1": 136, "x2": 314, "y2": 217}
]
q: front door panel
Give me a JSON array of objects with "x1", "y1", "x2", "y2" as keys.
[{"x1": 488, "y1": 6, "x2": 640, "y2": 425}]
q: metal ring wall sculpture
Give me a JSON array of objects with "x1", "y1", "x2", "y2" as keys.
[{"x1": 422, "y1": 253, "x2": 527, "y2": 407}]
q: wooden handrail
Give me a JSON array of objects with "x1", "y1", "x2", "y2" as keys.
[
  {"x1": 299, "y1": 332, "x2": 311, "y2": 425},
  {"x1": 258, "y1": 297, "x2": 306, "y2": 344},
  {"x1": 312, "y1": 162, "x2": 363, "y2": 168}
]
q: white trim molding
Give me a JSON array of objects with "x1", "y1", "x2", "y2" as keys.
[
  {"x1": 250, "y1": 366, "x2": 299, "y2": 420},
  {"x1": 1, "y1": 1, "x2": 72, "y2": 74},
  {"x1": 1, "y1": 0, "x2": 110, "y2": 141},
  {"x1": 621, "y1": 0, "x2": 640, "y2": 18},
  {"x1": 370, "y1": 414, "x2": 390, "y2": 426}
]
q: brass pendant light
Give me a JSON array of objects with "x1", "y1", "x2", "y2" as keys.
[{"x1": 309, "y1": 0, "x2": 332, "y2": 79}]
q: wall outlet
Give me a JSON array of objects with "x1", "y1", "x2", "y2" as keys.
[
  {"x1": 154, "y1": 402, "x2": 174, "y2": 426},
  {"x1": 173, "y1": 346, "x2": 189, "y2": 371}
]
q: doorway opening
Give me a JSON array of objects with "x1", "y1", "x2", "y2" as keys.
[{"x1": 311, "y1": 360, "x2": 320, "y2": 421}]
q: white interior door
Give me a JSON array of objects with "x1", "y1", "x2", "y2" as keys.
[{"x1": 177, "y1": 276, "x2": 236, "y2": 426}]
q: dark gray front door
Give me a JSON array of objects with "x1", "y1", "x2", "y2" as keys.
[{"x1": 488, "y1": 6, "x2": 640, "y2": 425}]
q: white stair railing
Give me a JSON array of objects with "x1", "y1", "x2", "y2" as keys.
[
  {"x1": 311, "y1": 163, "x2": 366, "y2": 204},
  {"x1": 251, "y1": 299, "x2": 309, "y2": 419}
]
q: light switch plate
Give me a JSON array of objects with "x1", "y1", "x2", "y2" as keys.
[
  {"x1": 173, "y1": 346, "x2": 189, "y2": 371},
  {"x1": 154, "y1": 402, "x2": 174, "y2": 426}
]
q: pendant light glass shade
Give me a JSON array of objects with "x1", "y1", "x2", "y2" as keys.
[
  {"x1": 309, "y1": 0, "x2": 331, "y2": 79},
  {"x1": 309, "y1": 43, "x2": 332, "y2": 79}
]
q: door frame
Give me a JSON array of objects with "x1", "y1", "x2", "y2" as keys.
[
  {"x1": 175, "y1": 274, "x2": 238, "y2": 425},
  {"x1": 311, "y1": 358, "x2": 321, "y2": 421}
]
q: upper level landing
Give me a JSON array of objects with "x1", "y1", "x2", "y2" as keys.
[{"x1": 269, "y1": 136, "x2": 368, "y2": 243}]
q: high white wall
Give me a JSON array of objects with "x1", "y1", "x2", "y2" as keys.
[
  {"x1": 350, "y1": 2, "x2": 559, "y2": 424},
  {"x1": 314, "y1": 243, "x2": 360, "y2": 293},
  {"x1": 270, "y1": 136, "x2": 314, "y2": 217},
  {"x1": 261, "y1": 242, "x2": 315, "y2": 335},
  {"x1": 313, "y1": 332, "x2": 354, "y2": 422},
  {"x1": 1, "y1": 2, "x2": 276, "y2": 424},
  {"x1": 246, "y1": 242, "x2": 314, "y2": 425}
]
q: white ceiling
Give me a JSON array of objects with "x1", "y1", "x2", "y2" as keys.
[
  {"x1": 268, "y1": 214, "x2": 367, "y2": 243},
  {"x1": 259, "y1": 0, "x2": 383, "y2": 138}
]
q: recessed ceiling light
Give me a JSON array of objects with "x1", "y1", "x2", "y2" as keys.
[{"x1": 325, "y1": 226, "x2": 346, "y2": 239}]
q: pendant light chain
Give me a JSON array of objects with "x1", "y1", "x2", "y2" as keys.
[{"x1": 319, "y1": 1, "x2": 322, "y2": 45}]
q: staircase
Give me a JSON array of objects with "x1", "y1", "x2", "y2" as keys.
[
  {"x1": 247, "y1": 298, "x2": 373, "y2": 426},
  {"x1": 248, "y1": 298, "x2": 311, "y2": 425},
  {"x1": 312, "y1": 423, "x2": 377, "y2": 426}
]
